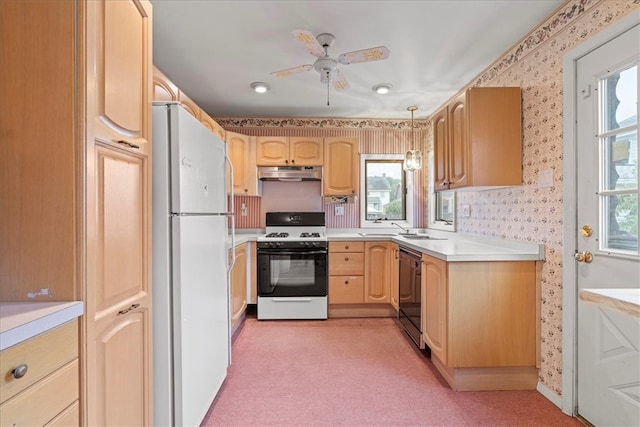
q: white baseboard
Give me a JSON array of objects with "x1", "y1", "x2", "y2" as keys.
[{"x1": 537, "y1": 381, "x2": 562, "y2": 409}]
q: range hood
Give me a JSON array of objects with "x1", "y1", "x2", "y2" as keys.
[{"x1": 258, "y1": 166, "x2": 322, "y2": 182}]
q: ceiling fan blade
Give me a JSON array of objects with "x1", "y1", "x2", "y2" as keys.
[
  {"x1": 271, "y1": 64, "x2": 313, "y2": 78},
  {"x1": 337, "y1": 46, "x2": 390, "y2": 65},
  {"x1": 332, "y1": 69, "x2": 349, "y2": 90},
  {"x1": 292, "y1": 29, "x2": 325, "y2": 57}
]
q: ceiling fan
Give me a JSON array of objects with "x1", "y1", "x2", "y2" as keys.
[{"x1": 272, "y1": 30, "x2": 390, "y2": 104}]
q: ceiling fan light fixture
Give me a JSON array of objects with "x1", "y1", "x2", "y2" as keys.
[
  {"x1": 251, "y1": 82, "x2": 271, "y2": 93},
  {"x1": 372, "y1": 83, "x2": 392, "y2": 94},
  {"x1": 404, "y1": 106, "x2": 422, "y2": 171}
]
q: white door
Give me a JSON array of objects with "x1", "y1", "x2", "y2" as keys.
[
  {"x1": 169, "y1": 104, "x2": 228, "y2": 214},
  {"x1": 576, "y1": 22, "x2": 640, "y2": 426},
  {"x1": 172, "y1": 215, "x2": 229, "y2": 427}
]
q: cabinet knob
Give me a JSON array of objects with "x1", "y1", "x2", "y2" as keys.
[
  {"x1": 344, "y1": 280, "x2": 349, "y2": 284},
  {"x1": 291, "y1": 159, "x2": 295, "y2": 164},
  {"x1": 244, "y1": 189, "x2": 248, "y2": 193},
  {"x1": 12, "y1": 363, "x2": 28, "y2": 379},
  {"x1": 345, "y1": 245, "x2": 349, "y2": 250},
  {"x1": 344, "y1": 256, "x2": 349, "y2": 261}
]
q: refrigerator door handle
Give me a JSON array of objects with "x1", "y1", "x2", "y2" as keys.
[{"x1": 225, "y1": 154, "x2": 236, "y2": 272}]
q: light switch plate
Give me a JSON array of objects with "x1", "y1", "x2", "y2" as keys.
[
  {"x1": 335, "y1": 205, "x2": 345, "y2": 216},
  {"x1": 538, "y1": 169, "x2": 554, "y2": 189},
  {"x1": 461, "y1": 205, "x2": 470, "y2": 218}
]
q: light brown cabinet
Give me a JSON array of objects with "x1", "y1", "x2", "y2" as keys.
[
  {"x1": 152, "y1": 65, "x2": 226, "y2": 141},
  {"x1": 328, "y1": 241, "x2": 365, "y2": 304},
  {"x1": 256, "y1": 136, "x2": 323, "y2": 166},
  {"x1": 85, "y1": 0, "x2": 152, "y2": 424},
  {"x1": 323, "y1": 137, "x2": 359, "y2": 196},
  {"x1": 1, "y1": 1, "x2": 153, "y2": 424},
  {"x1": 0, "y1": 320, "x2": 79, "y2": 426},
  {"x1": 421, "y1": 255, "x2": 538, "y2": 390},
  {"x1": 364, "y1": 242, "x2": 391, "y2": 303},
  {"x1": 227, "y1": 132, "x2": 261, "y2": 196},
  {"x1": 230, "y1": 243, "x2": 248, "y2": 334},
  {"x1": 390, "y1": 243, "x2": 400, "y2": 310},
  {"x1": 433, "y1": 87, "x2": 522, "y2": 191}
]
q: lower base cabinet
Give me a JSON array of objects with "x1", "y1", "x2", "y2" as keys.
[
  {"x1": 422, "y1": 255, "x2": 539, "y2": 390},
  {"x1": 0, "y1": 320, "x2": 80, "y2": 426}
]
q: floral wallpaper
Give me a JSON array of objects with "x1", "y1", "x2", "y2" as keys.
[{"x1": 218, "y1": 0, "x2": 639, "y2": 398}]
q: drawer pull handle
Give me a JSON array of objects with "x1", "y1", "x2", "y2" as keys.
[
  {"x1": 118, "y1": 303, "x2": 140, "y2": 315},
  {"x1": 116, "y1": 140, "x2": 140, "y2": 149},
  {"x1": 12, "y1": 364, "x2": 28, "y2": 379},
  {"x1": 344, "y1": 256, "x2": 349, "y2": 261}
]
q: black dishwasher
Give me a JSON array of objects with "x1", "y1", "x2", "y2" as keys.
[{"x1": 398, "y1": 247, "x2": 424, "y2": 349}]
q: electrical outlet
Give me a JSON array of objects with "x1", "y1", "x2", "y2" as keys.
[
  {"x1": 335, "y1": 205, "x2": 345, "y2": 216},
  {"x1": 461, "y1": 205, "x2": 471, "y2": 218},
  {"x1": 241, "y1": 203, "x2": 247, "y2": 216},
  {"x1": 537, "y1": 169, "x2": 554, "y2": 189}
]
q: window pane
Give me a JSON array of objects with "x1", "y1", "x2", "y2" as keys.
[
  {"x1": 602, "y1": 194, "x2": 638, "y2": 252},
  {"x1": 602, "y1": 65, "x2": 637, "y2": 132},
  {"x1": 436, "y1": 191, "x2": 455, "y2": 222},
  {"x1": 603, "y1": 130, "x2": 638, "y2": 191},
  {"x1": 365, "y1": 161, "x2": 404, "y2": 220}
]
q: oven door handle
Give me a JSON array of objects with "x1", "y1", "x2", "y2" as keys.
[{"x1": 258, "y1": 250, "x2": 327, "y2": 255}]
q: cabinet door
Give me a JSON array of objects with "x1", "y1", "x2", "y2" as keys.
[
  {"x1": 152, "y1": 66, "x2": 179, "y2": 102},
  {"x1": 290, "y1": 137, "x2": 323, "y2": 166},
  {"x1": 256, "y1": 136, "x2": 289, "y2": 166},
  {"x1": 447, "y1": 92, "x2": 469, "y2": 189},
  {"x1": 432, "y1": 107, "x2": 449, "y2": 191},
  {"x1": 91, "y1": 0, "x2": 151, "y2": 149},
  {"x1": 200, "y1": 111, "x2": 226, "y2": 141},
  {"x1": 86, "y1": 143, "x2": 151, "y2": 426},
  {"x1": 230, "y1": 244, "x2": 247, "y2": 331},
  {"x1": 422, "y1": 255, "x2": 447, "y2": 364},
  {"x1": 177, "y1": 90, "x2": 200, "y2": 120},
  {"x1": 323, "y1": 137, "x2": 359, "y2": 196},
  {"x1": 91, "y1": 309, "x2": 151, "y2": 426},
  {"x1": 364, "y1": 242, "x2": 390, "y2": 303},
  {"x1": 227, "y1": 132, "x2": 258, "y2": 195},
  {"x1": 390, "y1": 243, "x2": 400, "y2": 310}
]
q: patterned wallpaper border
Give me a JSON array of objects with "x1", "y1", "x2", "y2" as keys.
[{"x1": 217, "y1": 117, "x2": 430, "y2": 130}]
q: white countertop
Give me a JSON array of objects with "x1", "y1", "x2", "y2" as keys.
[
  {"x1": 579, "y1": 288, "x2": 640, "y2": 318},
  {"x1": 231, "y1": 229, "x2": 544, "y2": 262},
  {"x1": 0, "y1": 301, "x2": 84, "y2": 351}
]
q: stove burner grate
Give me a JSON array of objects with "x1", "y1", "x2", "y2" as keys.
[
  {"x1": 265, "y1": 232, "x2": 289, "y2": 238},
  {"x1": 300, "y1": 232, "x2": 321, "y2": 238}
]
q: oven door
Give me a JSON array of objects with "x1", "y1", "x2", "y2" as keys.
[{"x1": 257, "y1": 248, "x2": 328, "y2": 297}]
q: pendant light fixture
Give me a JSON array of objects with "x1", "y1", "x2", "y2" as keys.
[{"x1": 404, "y1": 106, "x2": 422, "y2": 171}]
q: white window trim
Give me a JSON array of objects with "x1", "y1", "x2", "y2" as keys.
[
  {"x1": 427, "y1": 151, "x2": 456, "y2": 232},
  {"x1": 360, "y1": 154, "x2": 414, "y2": 229}
]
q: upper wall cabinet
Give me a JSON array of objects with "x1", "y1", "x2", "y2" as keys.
[
  {"x1": 433, "y1": 87, "x2": 522, "y2": 191},
  {"x1": 323, "y1": 137, "x2": 359, "y2": 196},
  {"x1": 256, "y1": 136, "x2": 323, "y2": 166},
  {"x1": 152, "y1": 66, "x2": 226, "y2": 141},
  {"x1": 227, "y1": 132, "x2": 261, "y2": 196}
]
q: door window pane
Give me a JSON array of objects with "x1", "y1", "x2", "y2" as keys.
[{"x1": 598, "y1": 63, "x2": 638, "y2": 253}]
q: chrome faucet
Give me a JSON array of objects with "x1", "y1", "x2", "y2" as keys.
[{"x1": 391, "y1": 222, "x2": 413, "y2": 234}]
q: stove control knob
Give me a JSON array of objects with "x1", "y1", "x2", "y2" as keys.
[{"x1": 277, "y1": 242, "x2": 283, "y2": 247}]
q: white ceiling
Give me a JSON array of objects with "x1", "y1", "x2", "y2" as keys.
[{"x1": 151, "y1": 0, "x2": 565, "y2": 120}]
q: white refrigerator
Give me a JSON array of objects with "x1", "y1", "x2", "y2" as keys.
[{"x1": 152, "y1": 102, "x2": 233, "y2": 427}]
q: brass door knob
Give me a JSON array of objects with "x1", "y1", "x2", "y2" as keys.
[
  {"x1": 574, "y1": 251, "x2": 593, "y2": 263},
  {"x1": 580, "y1": 225, "x2": 593, "y2": 237}
]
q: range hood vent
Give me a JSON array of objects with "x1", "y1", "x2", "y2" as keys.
[{"x1": 258, "y1": 166, "x2": 322, "y2": 182}]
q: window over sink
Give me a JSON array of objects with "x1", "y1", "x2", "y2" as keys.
[{"x1": 360, "y1": 154, "x2": 414, "y2": 228}]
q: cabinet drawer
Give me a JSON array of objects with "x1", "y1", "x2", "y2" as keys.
[
  {"x1": 1, "y1": 359, "x2": 79, "y2": 426},
  {"x1": 329, "y1": 241, "x2": 364, "y2": 253},
  {"x1": 45, "y1": 400, "x2": 79, "y2": 426},
  {"x1": 329, "y1": 276, "x2": 364, "y2": 304},
  {"x1": 329, "y1": 252, "x2": 364, "y2": 275},
  {"x1": 1, "y1": 320, "x2": 78, "y2": 403}
]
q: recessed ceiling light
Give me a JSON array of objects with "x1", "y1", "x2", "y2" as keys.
[
  {"x1": 372, "y1": 83, "x2": 392, "y2": 94},
  {"x1": 251, "y1": 82, "x2": 271, "y2": 93}
]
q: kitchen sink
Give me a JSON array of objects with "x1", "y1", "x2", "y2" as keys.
[
  {"x1": 358, "y1": 232, "x2": 398, "y2": 237},
  {"x1": 399, "y1": 234, "x2": 447, "y2": 240}
]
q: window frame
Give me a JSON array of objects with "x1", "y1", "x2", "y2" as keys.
[
  {"x1": 360, "y1": 154, "x2": 414, "y2": 229},
  {"x1": 427, "y1": 151, "x2": 456, "y2": 232}
]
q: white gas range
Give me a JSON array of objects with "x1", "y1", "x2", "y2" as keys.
[{"x1": 256, "y1": 212, "x2": 328, "y2": 320}]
